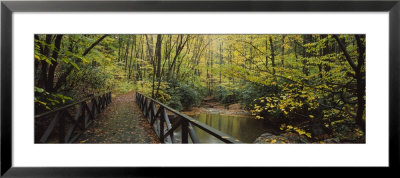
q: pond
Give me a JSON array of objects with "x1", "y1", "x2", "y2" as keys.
[{"x1": 174, "y1": 113, "x2": 275, "y2": 143}]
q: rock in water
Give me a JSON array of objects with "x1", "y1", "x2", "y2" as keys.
[
  {"x1": 253, "y1": 133, "x2": 289, "y2": 144},
  {"x1": 253, "y1": 132, "x2": 309, "y2": 144},
  {"x1": 322, "y1": 138, "x2": 340, "y2": 143}
]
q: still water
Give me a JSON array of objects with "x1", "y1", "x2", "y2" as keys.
[{"x1": 174, "y1": 113, "x2": 270, "y2": 143}]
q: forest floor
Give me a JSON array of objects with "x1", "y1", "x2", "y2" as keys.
[
  {"x1": 182, "y1": 96, "x2": 252, "y2": 116},
  {"x1": 76, "y1": 91, "x2": 160, "y2": 143}
]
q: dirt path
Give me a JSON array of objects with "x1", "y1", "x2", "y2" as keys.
[{"x1": 77, "y1": 91, "x2": 160, "y2": 143}]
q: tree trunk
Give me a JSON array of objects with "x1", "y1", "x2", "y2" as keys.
[
  {"x1": 219, "y1": 42, "x2": 223, "y2": 84},
  {"x1": 37, "y1": 35, "x2": 53, "y2": 89},
  {"x1": 302, "y1": 35, "x2": 313, "y2": 76},
  {"x1": 281, "y1": 35, "x2": 286, "y2": 67},
  {"x1": 124, "y1": 36, "x2": 131, "y2": 71},
  {"x1": 154, "y1": 35, "x2": 163, "y2": 98},
  {"x1": 46, "y1": 35, "x2": 63, "y2": 92},
  {"x1": 265, "y1": 36, "x2": 268, "y2": 68},
  {"x1": 333, "y1": 34, "x2": 365, "y2": 132},
  {"x1": 269, "y1": 36, "x2": 275, "y2": 75},
  {"x1": 118, "y1": 36, "x2": 122, "y2": 62}
]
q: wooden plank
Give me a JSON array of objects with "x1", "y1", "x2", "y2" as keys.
[
  {"x1": 160, "y1": 116, "x2": 164, "y2": 143},
  {"x1": 163, "y1": 107, "x2": 176, "y2": 143},
  {"x1": 39, "y1": 111, "x2": 61, "y2": 143},
  {"x1": 65, "y1": 108, "x2": 83, "y2": 130},
  {"x1": 80, "y1": 102, "x2": 86, "y2": 129},
  {"x1": 68, "y1": 132, "x2": 83, "y2": 143},
  {"x1": 181, "y1": 119, "x2": 189, "y2": 143},
  {"x1": 95, "y1": 97, "x2": 101, "y2": 112},
  {"x1": 58, "y1": 112, "x2": 66, "y2": 143},
  {"x1": 64, "y1": 106, "x2": 83, "y2": 143},
  {"x1": 163, "y1": 118, "x2": 182, "y2": 139},
  {"x1": 84, "y1": 102, "x2": 95, "y2": 128},
  {"x1": 91, "y1": 98, "x2": 97, "y2": 119},
  {"x1": 147, "y1": 101, "x2": 153, "y2": 120},
  {"x1": 156, "y1": 116, "x2": 160, "y2": 137},
  {"x1": 188, "y1": 123, "x2": 200, "y2": 143},
  {"x1": 150, "y1": 102, "x2": 157, "y2": 125},
  {"x1": 145, "y1": 98, "x2": 148, "y2": 114}
]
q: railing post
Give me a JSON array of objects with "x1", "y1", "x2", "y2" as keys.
[
  {"x1": 58, "y1": 111, "x2": 66, "y2": 143},
  {"x1": 91, "y1": 98, "x2": 97, "y2": 119},
  {"x1": 142, "y1": 95, "x2": 145, "y2": 109},
  {"x1": 81, "y1": 102, "x2": 86, "y2": 129},
  {"x1": 109, "y1": 92, "x2": 112, "y2": 104},
  {"x1": 138, "y1": 94, "x2": 142, "y2": 108},
  {"x1": 151, "y1": 102, "x2": 157, "y2": 125},
  {"x1": 144, "y1": 99, "x2": 148, "y2": 116},
  {"x1": 146, "y1": 100, "x2": 151, "y2": 121},
  {"x1": 136, "y1": 93, "x2": 138, "y2": 104},
  {"x1": 162, "y1": 107, "x2": 176, "y2": 143},
  {"x1": 96, "y1": 97, "x2": 100, "y2": 112},
  {"x1": 160, "y1": 115, "x2": 164, "y2": 143},
  {"x1": 188, "y1": 123, "x2": 200, "y2": 143},
  {"x1": 182, "y1": 119, "x2": 189, "y2": 143},
  {"x1": 101, "y1": 95, "x2": 105, "y2": 110}
]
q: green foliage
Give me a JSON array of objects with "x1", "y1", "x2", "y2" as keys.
[
  {"x1": 34, "y1": 87, "x2": 72, "y2": 112},
  {"x1": 214, "y1": 84, "x2": 241, "y2": 106},
  {"x1": 116, "y1": 81, "x2": 137, "y2": 94},
  {"x1": 165, "y1": 95, "x2": 183, "y2": 111},
  {"x1": 165, "y1": 82, "x2": 201, "y2": 111},
  {"x1": 64, "y1": 64, "x2": 111, "y2": 99}
]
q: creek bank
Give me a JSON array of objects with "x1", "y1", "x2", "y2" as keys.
[
  {"x1": 182, "y1": 97, "x2": 252, "y2": 116},
  {"x1": 253, "y1": 132, "x2": 341, "y2": 144}
]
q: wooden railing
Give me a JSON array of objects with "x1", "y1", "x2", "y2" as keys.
[
  {"x1": 35, "y1": 92, "x2": 112, "y2": 143},
  {"x1": 135, "y1": 92, "x2": 242, "y2": 143}
]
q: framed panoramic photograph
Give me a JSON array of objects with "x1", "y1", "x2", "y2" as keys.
[{"x1": 1, "y1": 0, "x2": 399, "y2": 177}]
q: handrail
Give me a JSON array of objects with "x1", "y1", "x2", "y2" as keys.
[
  {"x1": 135, "y1": 92, "x2": 242, "y2": 143},
  {"x1": 35, "y1": 92, "x2": 112, "y2": 143},
  {"x1": 35, "y1": 91, "x2": 110, "y2": 118}
]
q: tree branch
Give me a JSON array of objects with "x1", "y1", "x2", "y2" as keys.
[
  {"x1": 82, "y1": 34, "x2": 109, "y2": 57},
  {"x1": 332, "y1": 35, "x2": 357, "y2": 71}
]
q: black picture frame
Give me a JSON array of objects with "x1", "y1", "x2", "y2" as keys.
[{"x1": 1, "y1": 0, "x2": 399, "y2": 177}]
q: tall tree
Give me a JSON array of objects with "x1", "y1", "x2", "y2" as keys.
[{"x1": 333, "y1": 34, "x2": 365, "y2": 131}]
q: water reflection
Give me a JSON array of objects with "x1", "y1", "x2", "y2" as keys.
[{"x1": 174, "y1": 113, "x2": 269, "y2": 143}]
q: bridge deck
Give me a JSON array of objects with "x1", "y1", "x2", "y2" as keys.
[{"x1": 77, "y1": 91, "x2": 160, "y2": 143}]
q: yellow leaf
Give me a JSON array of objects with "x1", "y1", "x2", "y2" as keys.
[
  {"x1": 309, "y1": 115, "x2": 314, "y2": 119},
  {"x1": 270, "y1": 139, "x2": 277, "y2": 144}
]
